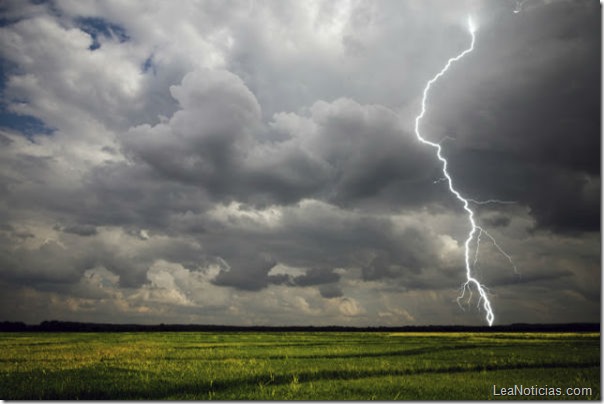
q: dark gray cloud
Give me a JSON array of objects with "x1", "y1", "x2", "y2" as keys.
[
  {"x1": 318, "y1": 284, "x2": 343, "y2": 299},
  {"x1": 482, "y1": 215, "x2": 511, "y2": 228},
  {"x1": 212, "y1": 254, "x2": 277, "y2": 291},
  {"x1": 424, "y1": 0, "x2": 600, "y2": 232},
  {"x1": 123, "y1": 74, "x2": 445, "y2": 211},
  {"x1": 59, "y1": 224, "x2": 98, "y2": 237},
  {"x1": 293, "y1": 268, "x2": 341, "y2": 287}
]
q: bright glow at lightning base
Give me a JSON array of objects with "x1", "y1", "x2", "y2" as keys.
[{"x1": 413, "y1": 16, "x2": 515, "y2": 326}]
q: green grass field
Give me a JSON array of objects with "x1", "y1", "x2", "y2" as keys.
[{"x1": 0, "y1": 331, "x2": 599, "y2": 400}]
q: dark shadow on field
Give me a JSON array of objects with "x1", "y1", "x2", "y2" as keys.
[
  {"x1": 0, "y1": 366, "x2": 159, "y2": 400},
  {"x1": 1, "y1": 360, "x2": 598, "y2": 399},
  {"x1": 204, "y1": 361, "x2": 599, "y2": 395}
]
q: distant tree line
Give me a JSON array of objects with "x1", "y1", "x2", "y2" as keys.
[{"x1": 0, "y1": 320, "x2": 599, "y2": 333}]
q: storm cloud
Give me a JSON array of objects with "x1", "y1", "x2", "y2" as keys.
[{"x1": 0, "y1": 0, "x2": 599, "y2": 326}]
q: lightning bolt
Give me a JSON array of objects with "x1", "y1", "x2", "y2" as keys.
[{"x1": 413, "y1": 16, "x2": 515, "y2": 326}]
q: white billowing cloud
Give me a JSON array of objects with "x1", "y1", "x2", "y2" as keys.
[
  {"x1": 1, "y1": 15, "x2": 146, "y2": 132},
  {"x1": 208, "y1": 202, "x2": 283, "y2": 230},
  {"x1": 336, "y1": 297, "x2": 363, "y2": 316}
]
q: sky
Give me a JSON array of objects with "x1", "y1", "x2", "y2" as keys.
[{"x1": 0, "y1": 0, "x2": 600, "y2": 326}]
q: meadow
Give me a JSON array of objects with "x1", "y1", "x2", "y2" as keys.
[{"x1": 0, "y1": 331, "x2": 599, "y2": 400}]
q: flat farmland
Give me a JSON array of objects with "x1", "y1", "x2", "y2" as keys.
[{"x1": 0, "y1": 332, "x2": 599, "y2": 400}]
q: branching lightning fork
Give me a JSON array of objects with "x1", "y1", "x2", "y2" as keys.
[{"x1": 413, "y1": 16, "x2": 516, "y2": 326}]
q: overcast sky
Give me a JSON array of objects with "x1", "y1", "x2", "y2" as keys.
[{"x1": 0, "y1": 0, "x2": 600, "y2": 326}]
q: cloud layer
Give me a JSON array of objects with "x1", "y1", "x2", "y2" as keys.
[{"x1": 0, "y1": 0, "x2": 599, "y2": 326}]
